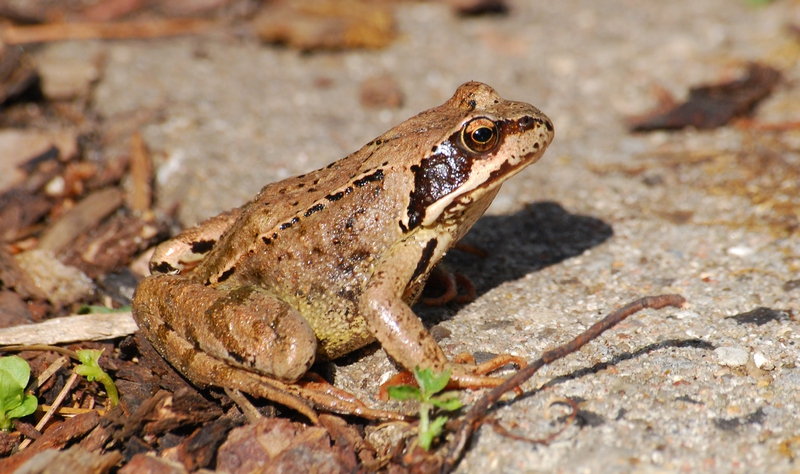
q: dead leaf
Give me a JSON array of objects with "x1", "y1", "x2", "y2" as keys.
[
  {"x1": 253, "y1": 0, "x2": 396, "y2": 51},
  {"x1": 629, "y1": 63, "x2": 782, "y2": 131}
]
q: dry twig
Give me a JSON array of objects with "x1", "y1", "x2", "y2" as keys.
[
  {"x1": 2, "y1": 19, "x2": 215, "y2": 45},
  {"x1": 440, "y1": 294, "x2": 686, "y2": 473},
  {"x1": 0, "y1": 312, "x2": 138, "y2": 346},
  {"x1": 19, "y1": 372, "x2": 79, "y2": 450}
]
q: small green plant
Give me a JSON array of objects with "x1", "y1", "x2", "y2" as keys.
[
  {"x1": 387, "y1": 367, "x2": 462, "y2": 450},
  {"x1": 0, "y1": 356, "x2": 38, "y2": 430},
  {"x1": 74, "y1": 350, "x2": 119, "y2": 406}
]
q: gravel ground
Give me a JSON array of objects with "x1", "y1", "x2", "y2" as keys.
[{"x1": 58, "y1": 0, "x2": 800, "y2": 472}]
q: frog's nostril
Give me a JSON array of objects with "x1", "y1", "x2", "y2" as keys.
[{"x1": 519, "y1": 116, "x2": 533, "y2": 127}]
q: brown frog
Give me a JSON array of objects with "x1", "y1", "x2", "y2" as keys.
[{"x1": 132, "y1": 82, "x2": 554, "y2": 422}]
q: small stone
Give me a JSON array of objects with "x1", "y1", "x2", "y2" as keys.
[
  {"x1": 714, "y1": 346, "x2": 750, "y2": 367},
  {"x1": 45, "y1": 175, "x2": 66, "y2": 196},
  {"x1": 727, "y1": 245, "x2": 755, "y2": 257},
  {"x1": 753, "y1": 351, "x2": 773, "y2": 370},
  {"x1": 674, "y1": 310, "x2": 699, "y2": 319}
]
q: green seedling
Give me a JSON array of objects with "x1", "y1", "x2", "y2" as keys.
[
  {"x1": 0, "y1": 356, "x2": 38, "y2": 430},
  {"x1": 387, "y1": 367, "x2": 463, "y2": 450},
  {"x1": 74, "y1": 349, "x2": 119, "y2": 406}
]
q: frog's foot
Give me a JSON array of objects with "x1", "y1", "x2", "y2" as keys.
[
  {"x1": 422, "y1": 267, "x2": 476, "y2": 306},
  {"x1": 175, "y1": 348, "x2": 405, "y2": 422},
  {"x1": 157, "y1": 335, "x2": 406, "y2": 423},
  {"x1": 447, "y1": 353, "x2": 527, "y2": 391},
  {"x1": 452, "y1": 353, "x2": 527, "y2": 375},
  {"x1": 379, "y1": 353, "x2": 527, "y2": 399},
  {"x1": 293, "y1": 373, "x2": 408, "y2": 421}
]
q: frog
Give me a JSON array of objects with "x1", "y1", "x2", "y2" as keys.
[{"x1": 131, "y1": 82, "x2": 554, "y2": 423}]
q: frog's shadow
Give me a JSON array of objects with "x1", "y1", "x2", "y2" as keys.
[
  {"x1": 334, "y1": 201, "x2": 612, "y2": 367},
  {"x1": 419, "y1": 200, "x2": 613, "y2": 318}
]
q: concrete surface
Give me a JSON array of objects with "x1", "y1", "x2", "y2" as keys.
[{"x1": 76, "y1": 0, "x2": 800, "y2": 472}]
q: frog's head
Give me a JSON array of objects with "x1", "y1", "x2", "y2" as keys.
[{"x1": 403, "y1": 81, "x2": 554, "y2": 234}]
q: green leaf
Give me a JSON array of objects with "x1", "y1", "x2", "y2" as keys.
[
  {"x1": 430, "y1": 394, "x2": 462, "y2": 411},
  {"x1": 386, "y1": 385, "x2": 421, "y2": 401},
  {"x1": 0, "y1": 356, "x2": 31, "y2": 390},
  {"x1": 0, "y1": 372, "x2": 24, "y2": 413},
  {"x1": 0, "y1": 356, "x2": 36, "y2": 430},
  {"x1": 0, "y1": 413, "x2": 11, "y2": 431},
  {"x1": 74, "y1": 349, "x2": 119, "y2": 406},
  {"x1": 76, "y1": 349, "x2": 103, "y2": 367},
  {"x1": 415, "y1": 367, "x2": 451, "y2": 398},
  {"x1": 6, "y1": 394, "x2": 37, "y2": 420},
  {"x1": 74, "y1": 364, "x2": 100, "y2": 381}
]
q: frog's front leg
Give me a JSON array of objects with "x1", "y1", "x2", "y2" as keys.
[{"x1": 361, "y1": 237, "x2": 511, "y2": 389}]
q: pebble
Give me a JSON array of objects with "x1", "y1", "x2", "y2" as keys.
[
  {"x1": 753, "y1": 351, "x2": 773, "y2": 370},
  {"x1": 727, "y1": 246, "x2": 755, "y2": 257},
  {"x1": 674, "y1": 310, "x2": 700, "y2": 319},
  {"x1": 714, "y1": 346, "x2": 750, "y2": 367}
]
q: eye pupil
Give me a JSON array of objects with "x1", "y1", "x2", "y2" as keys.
[
  {"x1": 461, "y1": 117, "x2": 498, "y2": 153},
  {"x1": 472, "y1": 127, "x2": 493, "y2": 143}
]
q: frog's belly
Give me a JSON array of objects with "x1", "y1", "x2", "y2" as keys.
[{"x1": 303, "y1": 309, "x2": 374, "y2": 361}]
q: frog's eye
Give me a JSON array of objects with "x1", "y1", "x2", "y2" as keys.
[{"x1": 461, "y1": 117, "x2": 499, "y2": 153}]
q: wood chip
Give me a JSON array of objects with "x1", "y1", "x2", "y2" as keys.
[
  {"x1": 0, "y1": 411, "x2": 101, "y2": 473},
  {"x1": 11, "y1": 446, "x2": 121, "y2": 474},
  {"x1": 163, "y1": 418, "x2": 237, "y2": 471},
  {"x1": 217, "y1": 418, "x2": 348, "y2": 474},
  {"x1": 0, "y1": 189, "x2": 53, "y2": 243},
  {"x1": 0, "y1": 39, "x2": 39, "y2": 105},
  {"x1": 0, "y1": 291, "x2": 34, "y2": 328},
  {"x1": 15, "y1": 250, "x2": 95, "y2": 307},
  {"x1": 126, "y1": 132, "x2": 152, "y2": 213},
  {"x1": 119, "y1": 453, "x2": 186, "y2": 474},
  {"x1": 62, "y1": 214, "x2": 164, "y2": 279},
  {"x1": 38, "y1": 187, "x2": 123, "y2": 255},
  {"x1": 0, "y1": 246, "x2": 46, "y2": 300},
  {"x1": 0, "y1": 129, "x2": 75, "y2": 193},
  {"x1": 34, "y1": 44, "x2": 103, "y2": 101}
]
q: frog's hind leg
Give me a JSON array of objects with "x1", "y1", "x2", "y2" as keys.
[
  {"x1": 132, "y1": 275, "x2": 406, "y2": 422},
  {"x1": 146, "y1": 323, "x2": 321, "y2": 423},
  {"x1": 133, "y1": 274, "x2": 317, "y2": 382}
]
